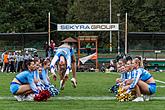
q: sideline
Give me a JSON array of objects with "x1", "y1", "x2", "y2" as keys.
[
  {"x1": 1, "y1": 96, "x2": 165, "y2": 100},
  {"x1": 157, "y1": 86, "x2": 165, "y2": 88},
  {"x1": 155, "y1": 79, "x2": 165, "y2": 84}
]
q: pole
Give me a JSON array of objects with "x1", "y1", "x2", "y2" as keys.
[
  {"x1": 125, "y1": 12, "x2": 128, "y2": 55},
  {"x1": 117, "y1": 13, "x2": 120, "y2": 55},
  {"x1": 78, "y1": 37, "x2": 80, "y2": 68},
  {"x1": 96, "y1": 38, "x2": 98, "y2": 70},
  {"x1": 48, "y1": 12, "x2": 50, "y2": 46},
  {"x1": 109, "y1": 0, "x2": 112, "y2": 52}
]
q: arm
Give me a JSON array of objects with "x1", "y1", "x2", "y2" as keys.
[
  {"x1": 50, "y1": 55, "x2": 59, "y2": 75},
  {"x1": 41, "y1": 69, "x2": 50, "y2": 88},
  {"x1": 126, "y1": 69, "x2": 142, "y2": 93},
  {"x1": 27, "y1": 73, "x2": 39, "y2": 94},
  {"x1": 34, "y1": 71, "x2": 40, "y2": 84}
]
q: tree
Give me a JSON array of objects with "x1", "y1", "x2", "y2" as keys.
[{"x1": 0, "y1": 0, "x2": 70, "y2": 33}]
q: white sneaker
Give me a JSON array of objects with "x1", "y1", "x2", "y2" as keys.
[
  {"x1": 71, "y1": 78, "x2": 77, "y2": 88},
  {"x1": 132, "y1": 97, "x2": 144, "y2": 102},
  {"x1": 143, "y1": 95, "x2": 150, "y2": 101},
  {"x1": 22, "y1": 94, "x2": 34, "y2": 101},
  {"x1": 59, "y1": 80, "x2": 65, "y2": 90},
  {"x1": 14, "y1": 95, "x2": 23, "y2": 101}
]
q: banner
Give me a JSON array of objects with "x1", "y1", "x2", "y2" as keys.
[
  {"x1": 57, "y1": 24, "x2": 119, "y2": 31},
  {"x1": 79, "y1": 53, "x2": 97, "y2": 64}
]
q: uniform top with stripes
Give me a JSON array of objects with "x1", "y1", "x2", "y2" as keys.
[
  {"x1": 127, "y1": 67, "x2": 152, "y2": 92},
  {"x1": 120, "y1": 69, "x2": 135, "y2": 82}
]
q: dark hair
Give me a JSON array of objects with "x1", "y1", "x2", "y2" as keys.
[
  {"x1": 26, "y1": 60, "x2": 34, "y2": 66},
  {"x1": 43, "y1": 59, "x2": 50, "y2": 65},
  {"x1": 135, "y1": 56, "x2": 142, "y2": 61},
  {"x1": 34, "y1": 57, "x2": 40, "y2": 63},
  {"x1": 126, "y1": 55, "x2": 132, "y2": 61}
]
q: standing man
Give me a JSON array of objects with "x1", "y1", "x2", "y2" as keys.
[
  {"x1": 43, "y1": 41, "x2": 49, "y2": 57},
  {"x1": 1, "y1": 50, "x2": 6, "y2": 72}
]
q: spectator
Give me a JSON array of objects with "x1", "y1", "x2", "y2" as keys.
[
  {"x1": 1, "y1": 50, "x2": 6, "y2": 72},
  {"x1": 143, "y1": 57, "x2": 148, "y2": 69},
  {"x1": 43, "y1": 41, "x2": 49, "y2": 57},
  {"x1": 154, "y1": 64, "x2": 160, "y2": 72},
  {"x1": 108, "y1": 60, "x2": 116, "y2": 72},
  {"x1": 86, "y1": 43, "x2": 91, "y2": 55},
  {"x1": 17, "y1": 51, "x2": 24, "y2": 72},
  {"x1": 9, "y1": 52, "x2": 16, "y2": 73},
  {"x1": 3, "y1": 51, "x2": 9, "y2": 72},
  {"x1": 23, "y1": 51, "x2": 32, "y2": 70},
  {"x1": 33, "y1": 51, "x2": 38, "y2": 58},
  {"x1": 100, "y1": 63, "x2": 106, "y2": 72},
  {"x1": 50, "y1": 40, "x2": 55, "y2": 56}
]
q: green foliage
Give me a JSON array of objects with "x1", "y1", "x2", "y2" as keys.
[
  {"x1": 119, "y1": 0, "x2": 165, "y2": 32},
  {"x1": 0, "y1": 0, "x2": 69, "y2": 33}
]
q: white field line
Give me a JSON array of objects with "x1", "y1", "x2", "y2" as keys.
[
  {"x1": 1, "y1": 96, "x2": 165, "y2": 100},
  {"x1": 157, "y1": 86, "x2": 165, "y2": 88},
  {"x1": 155, "y1": 79, "x2": 165, "y2": 84}
]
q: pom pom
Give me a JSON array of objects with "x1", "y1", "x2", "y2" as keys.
[
  {"x1": 48, "y1": 84, "x2": 59, "y2": 97},
  {"x1": 34, "y1": 90, "x2": 51, "y2": 102},
  {"x1": 116, "y1": 86, "x2": 136, "y2": 102},
  {"x1": 109, "y1": 84, "x2": 119, "y2": 95}
]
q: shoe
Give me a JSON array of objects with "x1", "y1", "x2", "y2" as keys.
[
  {"x1": 71, "y1": 78, "x2": 77, "y2": 88},
  {"x1": 14, "y1": 95, "x2": 23, "y2": 101},
  {"x1": 22, "y1": 94, "x2": 34, "y2": 101},
  {"x1": 132, "y1": 97, "x2": 144, "y2": 102},
  {"x1": 59, "y1": 80, "x2": 65, "y2": 90},
  {"x1": 143, "y1": 95, "x2": 150, "y2": 101}
]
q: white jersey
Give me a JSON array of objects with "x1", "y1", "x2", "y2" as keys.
[{"x1": 50, "y1": 47, "x2": 74, "y2": 75}]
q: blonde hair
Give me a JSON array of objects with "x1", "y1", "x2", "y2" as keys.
[{"x1": 134, "y1": 57, "x2": 144, "y2": 68}]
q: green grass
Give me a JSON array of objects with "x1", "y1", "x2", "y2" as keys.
[
  {"x1": 0, "y1": 100, "x2": 165, "y2": 110},
  {"x1": 0, "y1": 72, "x2": 165, "y2": 110}
]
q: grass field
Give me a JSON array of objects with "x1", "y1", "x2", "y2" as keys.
[{"x1": 0, "y1": 72, "x2": 165, "y2": 110}]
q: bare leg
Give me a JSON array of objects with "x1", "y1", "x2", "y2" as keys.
[
  {"x1": 135, "y1": 85, "x2": 141, "y2": 97},
  {"x1": 132, "y1": 84, "x2": 144, "y2": 102},
  {"x1": 24, "y1": 90, "x2": 33, "y2": 95},
  {"x1": 71, "y1": 55, "x2": 76, "y2": 79},
  {"x1": 137, "y1": 80, "x2": 150, "y2": 95},
  {"x1": 16, "y1": 84, "x2": 32, "y2": 95}
]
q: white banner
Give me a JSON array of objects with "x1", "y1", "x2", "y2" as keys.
[
  {"x1": 79, "y1": 53, "x2": 97, "y2": 64},
  {"x1": 57, "y1": 24, "x2": 119, "y2": 31}
]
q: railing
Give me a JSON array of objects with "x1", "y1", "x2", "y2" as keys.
[{"x1": 128, "y1": 50, "x2": 165, "y2": 58}]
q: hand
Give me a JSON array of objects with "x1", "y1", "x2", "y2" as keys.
[
  {"x1": 116, "y1": 78, "x2": 121, "y2": 83},
  {"x1": 122, "y1": 85, "x2": 130, "y2": 91},
  {"x1": 64, "y1": 74, "x2": 69, "y2": 80},
  {"x1": 53, "y1": 74, "x2": 57, "y2": 81},
  {"x1": 37, "y1": 86, "x2": 42, "y2": 91}
]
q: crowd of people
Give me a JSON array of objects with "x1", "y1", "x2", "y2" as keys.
[{"x1": 1, "y1": 50, "x2": 35, "y2": 73}]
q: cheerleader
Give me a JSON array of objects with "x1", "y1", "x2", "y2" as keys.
[
  {"x1": 50, "y1": 44, "x2": 77, "y2": 90},
  {"x1": 10, "y1": 60, "x2": 39, "y2": 101},
  {"x1": 123, "y1": 58, "x2": 156, "y2": 102}
]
